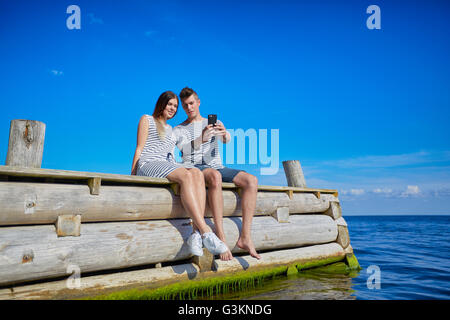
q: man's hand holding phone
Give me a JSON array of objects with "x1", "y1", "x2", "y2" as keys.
[
  {"x1": 201, "y1": 124, "x2": 216, "y2": 143},
  {"x1": 201, "y1": 115, "x2": 230, "y2": 143},
  {"x1": 213, "y1": 122, "x2": 228, "y2": 140}
]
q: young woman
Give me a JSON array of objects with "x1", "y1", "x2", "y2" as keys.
[{"x1": 130, "y1": 91, "x2": 228, "y2": 257}]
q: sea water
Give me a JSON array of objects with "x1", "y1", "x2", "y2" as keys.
[{"x1": 208, "y1": 215, "x2": 450, "y2": 300}]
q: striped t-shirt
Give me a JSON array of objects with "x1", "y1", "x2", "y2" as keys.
[{"x1": 173, "y1": 119, "x2": 224, "y2": 169}]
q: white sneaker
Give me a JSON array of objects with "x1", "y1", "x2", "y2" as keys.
[
  {"x1": 202, "y1": 232, "x2": 229, "y2": 255},
  {"x1": 187, "y1": 231, "x2": 203, "y2": 256}
]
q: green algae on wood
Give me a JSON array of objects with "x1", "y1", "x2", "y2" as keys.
[
  {"x1": 89, "y1": 265, "x2": 289, "y2": 300},
  {"x1": 88, "y1": 254, "x2": 360, "y2": 300},
  {"x1": 286, "y1": 264, "x2": 299, "y2": 276},
  {"x1": 294, "y1": 255, "x2": 344, "y2": 272},
  {"x1": 345, "y1": 253, "x2": 361, "y2": 271}
]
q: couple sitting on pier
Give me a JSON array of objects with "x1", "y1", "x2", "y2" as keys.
[{"x1": 130, "y1": 87, "x2": 261, "y2": 261}]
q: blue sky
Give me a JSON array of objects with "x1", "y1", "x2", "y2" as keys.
[{"x1": 1, "y1": 0, "x2": 449, "y2": 214}]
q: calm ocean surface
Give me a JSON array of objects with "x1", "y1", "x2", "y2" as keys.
[{"x1": 209, "y1": 215, "x2": 450, "y2": 300}]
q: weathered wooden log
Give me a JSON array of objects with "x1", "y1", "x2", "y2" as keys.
[
  {"x1": 324, "y1": 201, "x2": 342, "y2": 220},
  {"x1": 0, "y1": 182, "x2": 337, "y2": 225},
  {"x1": 5, "y1": 120, "x2": 46, "y2": 168},
  {"x1": 0, "y1": 243, "x2": 345, "y2": 300},
  {"x1": 336, "y1": 217, "x2": 350, "y2": 249},
  {"x1": 0, "y1": 215, "x2": 338, "y2": 286},
  {"x1": 282, "y1": 160, "x2": 307, "y2": 187}
]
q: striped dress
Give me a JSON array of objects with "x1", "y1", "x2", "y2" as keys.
[{"x1": 136, "y1": 115, "x2": 185, "y2": 178}]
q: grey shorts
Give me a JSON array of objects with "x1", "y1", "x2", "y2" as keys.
[{"x1": 194, "y1": 165, "x2": 244, "y2": 183}]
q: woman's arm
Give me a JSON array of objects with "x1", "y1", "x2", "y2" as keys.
[{"x1": 131, "y1": 115, "x2": 149, "y2": 175}]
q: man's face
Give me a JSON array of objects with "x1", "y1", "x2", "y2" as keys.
[{"x1": 181, "y1": 94, "x2": 200, "y2": 119}]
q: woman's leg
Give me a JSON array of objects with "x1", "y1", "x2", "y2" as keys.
[
  {"x1": 186, "y1": 168, "x2": 206, "y2": 232},
  {"x1": 167, "y1": 167, "x2": 210, "y2": 234}
]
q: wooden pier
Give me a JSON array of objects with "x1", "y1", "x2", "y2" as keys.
[{"x1": 0, "y1": 120, "x2": 359, "y2": 299}]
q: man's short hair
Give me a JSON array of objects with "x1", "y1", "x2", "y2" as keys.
[{"x1": 179, "y1": 87, "x2": 199, "y2": 102}]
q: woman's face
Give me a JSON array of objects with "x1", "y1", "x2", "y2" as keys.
[{"x1": 162, "y1": 98, "x2": 178, "y2": 120}]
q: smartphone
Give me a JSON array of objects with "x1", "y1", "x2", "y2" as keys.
[{"x1": 208, "y1": 114, "x2": 217, "y2": 126}]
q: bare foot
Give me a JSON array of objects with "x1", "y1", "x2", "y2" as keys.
[
  {"x1": 236, "y1": 237, "x2": 261, "y2": 259},
  {"x1": 220, "y1": 249, "x2": 233, "y2": 261},
  {"x1": 216, "y1": 234, "x2": 233, "y2": 261}
]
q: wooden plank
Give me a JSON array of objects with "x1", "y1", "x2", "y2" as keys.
[
  {"x1": 223, "y1": 182, "x2": 338, "y2": 195},
  {"x1": 0, "y1": 182, "x2": 337, "y2": 225},
  {"x1": 0, "y1": 165, "x2": 171, "y2": 185},
  {"x1": 0, "y1": 165, "x2": 337, "y2": 195},
  {"x1": 0, "y1": 215, "x2": 338, "y2": 286},
  {"x1": 0, "y1": 243, "x2": 346, "y2": 300}
]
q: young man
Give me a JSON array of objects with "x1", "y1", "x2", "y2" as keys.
[{"x1": 174, "y1": 87, "x2": 261, "y2": 260}]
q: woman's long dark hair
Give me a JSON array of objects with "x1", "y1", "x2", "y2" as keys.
[
  {"x1": 152, "y1": 91, "x2": 179, "y2": 119},
  {"x1": 152, "y1": 91, "x2": 178, "y2": 140}
]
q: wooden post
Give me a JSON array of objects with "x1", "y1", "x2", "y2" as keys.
[
  {"x1": 282, "y1": 160, "x2": 306, "y2": 187},
  {"x1": 191, "y1": 248, "x2": 217, "y2": 272},
  {"x1": 6, "y1": 120, "x2": 46, "y2": 168},
  {"x1": 87, "y1": 177, "x2": 101, "y2": 195}
]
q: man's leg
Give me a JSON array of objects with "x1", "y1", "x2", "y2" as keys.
[
  {"x1": 232, "y1": 171, "x2": 261, "y2": 259},
  {"x1": 202, "y1": 168, "x2": 233, "y2": 261}
]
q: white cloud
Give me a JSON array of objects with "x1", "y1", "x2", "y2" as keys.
[
  {"x1": 401, "y1": 185, "x2": 420, "y2": 197},
  {"x1": 50, "y1": 69, "x2": 63, "y2": 76},
  {"x1": 373, "y1": 188, "x2": 393, "y2": 194},
  {"x1": 350, "y1": 189, "x2": 365, "y2": 195}
]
